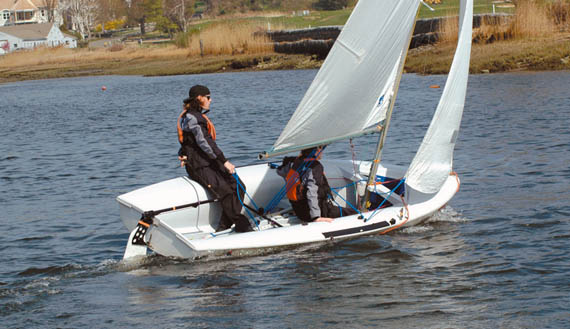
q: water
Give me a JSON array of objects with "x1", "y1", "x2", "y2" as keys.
[{"x1": 1, "y1": 70, "x2": 569, "y2": 328}]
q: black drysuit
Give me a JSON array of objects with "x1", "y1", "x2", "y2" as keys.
[{"x1": 178, "y1": 108, "x2": 251, "y2": 232}]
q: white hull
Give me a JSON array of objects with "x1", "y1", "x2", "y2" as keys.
[{"x1": 117, "y1": 160, "x2": 459, "y2": 259}]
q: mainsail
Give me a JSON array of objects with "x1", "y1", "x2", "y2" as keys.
[
  {"x1": 405, "y1": 0, "x2": 473, "y2": 194},
  {"x1": 261, "y1": 0, "x2": 421, "y2": 158}
]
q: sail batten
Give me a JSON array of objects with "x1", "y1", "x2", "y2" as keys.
[{"x1": 262, "y1": 0, "x2": 421, "y2": 158}]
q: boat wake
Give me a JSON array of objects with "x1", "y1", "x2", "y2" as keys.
[
  {"x1": 0, "y1": 260, "x2": 121, "y2": 317},
  {"x1": 400, "y1": 206, "x2": 467, "y2": 234},
  {"x1": 428, "y1": 206, "x2": 468, "y2": 223}
]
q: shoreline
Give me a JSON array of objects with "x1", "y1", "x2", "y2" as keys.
[{"x1": 1, "y1": 34, "x2": 569, "y2": 84}]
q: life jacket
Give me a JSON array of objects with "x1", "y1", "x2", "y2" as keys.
[
  {"x1": 177, "y1": 109, "x2": 216, "y2": 144},
  {"x1": 285, "y1": 158, "x2": 318, "y2": 202},
  {"x1": 177, "y1": 108, "x2": 227, "y2": 170}
]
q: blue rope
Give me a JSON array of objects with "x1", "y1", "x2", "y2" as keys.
[
  {"x1": 330, "y1": 180, "x2": 361, "y2": 191},
  {"x1": 233, "y1": 173, "x2": 260, "y2": 210},
  {"x1": 232, "y1": 173, "x2": 259, "y2": 229},
  {"x1": 264, "y1": 148, "x2": 320, "y2": 214},
  {"x1": 330, "y1": 187, "x2": 364, "y2": 217},
  {"x1": 364, "y1": 178, "x2": 405, "y2": 223},
  {"x1": 328, "y1": 195, "x2": 343, "y2": 217},
  {"x1": 264, "y1": 181, "x2": 288, "y2": 213}
]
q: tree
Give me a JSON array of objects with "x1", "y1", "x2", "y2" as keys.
[
  {"x1": 60, "y1": 0, "x2": 98, "y2": 39},
  {"x1": 40, "y1": 0, "x2": 59, "y2": 22},
  {"x1": 163, "y1": 0, "x2": 194, "y2": 32},
  {"x1": 126, "y1": 0, "x2": 163, "y2": 35},
  {"x1": 96, "y1": 0, "x2": 127, "y2": 32}
]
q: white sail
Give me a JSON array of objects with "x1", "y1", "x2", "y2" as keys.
[
  {"x1": 262, "y1": 0, "x2": 420, "y2": 158},
  {"x1": 405, "y1": 0, "x2": 473, "y2": 194}
]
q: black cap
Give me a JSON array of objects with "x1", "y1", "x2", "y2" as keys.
[
  {"x1": 301, "y1": 145, "x2": 325, "y2": 157},
  {"x1": 184, "y1": 85, "x2": 210, "y2": 104}
]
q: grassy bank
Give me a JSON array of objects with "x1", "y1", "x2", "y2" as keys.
[
  {"x1": 0, "y1": 46, "x2": 322, "y2": 83},
  {"x1": 2, "y1": 34, "x2": 567, "y2": 84},
  {"x1": 406, "y1": 32, "x2": 570, "y2": 74},
  {"x1": 1, "y1": 0, "x2": 569, "y2": 83}
]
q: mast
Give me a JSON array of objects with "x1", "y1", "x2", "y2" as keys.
[{"x1": 361, "y1": 4, "x2": 422, "y2": 210}]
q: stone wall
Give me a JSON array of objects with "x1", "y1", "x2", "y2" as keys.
[{"x1": 265, "y1": 14, "x2": 511, "y2": 57}]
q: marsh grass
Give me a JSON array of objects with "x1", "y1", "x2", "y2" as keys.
[
  {"x1": 185, "y1": 23, "x2": 276, "y2": 56},
  {"x1": 0, "y1": 44, "x2": 190, "y2": 70},
  {"x1": 508, "y1": 0, "x2": 556, "y2": 38},
  {"x1": 0, "y1": 23, "x2": 277, "y2": 71},
  {"x1": 439, "y1": 0, "x2": 569, "y2": 44},
  {"x1": 547, "y1": 0, "x2": 570, "y2": 29}
]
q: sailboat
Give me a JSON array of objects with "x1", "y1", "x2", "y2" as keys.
[{"x1": 117, "y1": 0, "x2": 473, "y2": 260}]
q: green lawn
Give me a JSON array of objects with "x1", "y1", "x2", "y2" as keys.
[
  {"x1": 210, "y1": 0, "x2": 516, "y2": 29},
  {"x1": 133, "y1": 0, "x2": 516, "y2": 41},
  {"x1": 419, "y1": 0, "x2": 514, "y2": 18}
]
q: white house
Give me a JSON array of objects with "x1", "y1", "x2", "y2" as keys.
[
  {"x1": 0, "y1": 0, "x2": 61, "y2": 27},
  {"x1": 0, "y1": 22, "x2": 76, "y2": 54}
]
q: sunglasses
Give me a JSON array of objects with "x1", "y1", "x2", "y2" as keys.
[{"x1": 205, "y1": 95, "x2": 211, "y2": 100}]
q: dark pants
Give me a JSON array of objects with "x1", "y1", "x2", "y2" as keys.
[
  {"x1": 186, "y1": 164, "x2": 252, "y2": 232},
  {"x1": 290, "y1": 198, "x2": 358, "y2": 222}
]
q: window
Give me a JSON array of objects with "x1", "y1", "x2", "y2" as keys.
[
  {"x1": 2, "y1": 12, "x2": 10, "y2": 20},
  {"x1": 41, "y1": 10, "x2": 45, "y2": 17}
]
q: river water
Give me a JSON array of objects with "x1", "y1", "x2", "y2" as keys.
[{"x1": 1, "y1": 70, "x2": 569, "y2": 328}]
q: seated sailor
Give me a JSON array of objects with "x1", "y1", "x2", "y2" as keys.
[{"x1": 276, "y1": 146, "x2": 357, "y2": 223}]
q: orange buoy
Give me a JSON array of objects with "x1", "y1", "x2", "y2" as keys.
[
  {"x1": 102, "y1": 86, "x2": 107, "y2": 91},
  {"x1": 429, "y1": 85, "x2": 440, "y2": 89}
]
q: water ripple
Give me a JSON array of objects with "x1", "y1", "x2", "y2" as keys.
[{"x1": 0, "y1": 72, "x2": 569, "y2": 328}]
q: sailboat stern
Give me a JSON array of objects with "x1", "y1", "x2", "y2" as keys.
[{"x1": 116, "y1": 177, "x2": 222, "y2": 235}]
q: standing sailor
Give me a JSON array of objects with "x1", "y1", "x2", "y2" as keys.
[{"x1": 177, "y1": 85, "x2": 253, "y2": 232}]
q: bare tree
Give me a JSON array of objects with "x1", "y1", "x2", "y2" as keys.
[
  {"x1": 40, "y1": 0, "x2": 59, "y2": 22},
  {"x1": 163, "y1": 0, "x2": 194, "y2": 32},
  {"x1": 60, "y1": 0, "x2": 99, "y2": 40}
]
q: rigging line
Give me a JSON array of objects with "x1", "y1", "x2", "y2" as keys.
[
  {"x1": 265, "y1": 156, "x2": 312, "y2": 212},
  {"x1": 349, "y1": 138, "x2": 361, "y2": 207},
  {"x1": 264, "y1": 183, "x2": 288, "y2": 214},
  {"x1": 232, "y1": 172, "x2": 260, "y2": 211},
  {"x1": 330, "y1": 187, "x2": 363, "y2": 218},
  {"x1": 349, "y1": 138, "x2": 359, "y2": 176},
  {"x1": 362, "y1": 3, "x2": 421, "y2": 210},
  {"x1": 264, "y1": 147, "x2": 321, "y2": 213},
  {"x1": 330, "y1": 179, "x2": 362, "y2": 191},
  {"x1": 381, "y1": 194, "x2": 410, "y2": 235},
  {"x1": 328, "y1": 195, "x2": 344, "y2": 217},
  {"x1": 232, "y1": 173, "x2": 260, "y2": 228},
  {"x1": 365, "y1": 178, "x2": 405, "y2": 223}
]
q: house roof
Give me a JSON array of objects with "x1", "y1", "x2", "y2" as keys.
[
  {"x1": 0, "y1": 0, "x2": 17, "y2": 11},
  {"x1": 30, "y1": 0, "x2": 56, "y2": 8},
  {"x1": 0, "y1": 22, "x2": 53, "y2": 40},
  {"x1": 12, "y1": 0, "x2": 36, "y2": 11},
  {"x1": 0, "y1": 0, "x2": 53, "y2": 11}
]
